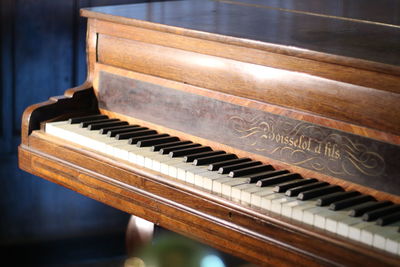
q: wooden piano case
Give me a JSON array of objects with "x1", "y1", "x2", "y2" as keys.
[{"x1": 19, "y1": 1, "x2": 400, "y2": 266}]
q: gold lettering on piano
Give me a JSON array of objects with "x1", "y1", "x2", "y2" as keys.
[{"x1": 229, "y1": 116, "x2": 385, "y2": 177}]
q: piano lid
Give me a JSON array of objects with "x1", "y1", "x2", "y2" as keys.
[{"x1": 81, "y1": 0, "x2": 400, "y2": 68}]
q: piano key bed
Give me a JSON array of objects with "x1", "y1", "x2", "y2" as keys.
[{"x1": 45, "y1": 114, "x2": 400, "y2": 256}]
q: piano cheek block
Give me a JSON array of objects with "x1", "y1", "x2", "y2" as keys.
[{"x1": 19, "y1": 1, "x2": 400, "y2": 266}]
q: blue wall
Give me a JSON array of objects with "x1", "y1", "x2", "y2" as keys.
[{"x1": 0, "y1": 0, "x2": 155, "y2": 248}]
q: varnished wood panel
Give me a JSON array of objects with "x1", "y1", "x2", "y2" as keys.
[
  {"x1": 219, "y1": 0, "x2": 400, "y2": 26},
  {"x1": 82, "y1": 0, "x2": 400, "y2": 67},
  {"x1": 93, "y1": 20, "x2": 400, "y2": 95},
  {"x1": 96, "y1": 34, "x2": 400, "y2": 135}
]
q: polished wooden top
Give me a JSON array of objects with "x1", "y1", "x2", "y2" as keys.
[{"x1": 82, "y1": 0, "x2": 400, "y2": 68}]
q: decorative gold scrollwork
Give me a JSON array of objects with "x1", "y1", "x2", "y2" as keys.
[{"x1": 229, "y1": 116, "x2": 385, "y2": 177}]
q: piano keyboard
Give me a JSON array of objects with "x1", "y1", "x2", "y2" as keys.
[{"x1": 45, "y1": 115, "x2": 400, "y2": 256}]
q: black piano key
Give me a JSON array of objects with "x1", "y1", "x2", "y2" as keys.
[
  {"x1": 68, "y1": 114, "x2": 108, "y2": 124},
  {"x1": 297, "y1": 185, "x2": 343, "y2": 201},
  {"x1": 363, "y1": 204, "x2": 400, "y2": 222},
  {"x1": 273, "y1": 178, "x2": 318, "y2": 193},
  {"x1": 255, "y1": 172, "x2": 300, "y2": 186},
  {"x1": 193, "y1": 153, "x2": 237, "y2": 166},
  {"x1": 100, "y1": 124, "x2": 140, "y2": 135},
  {"x1": 137, "y1": 136, "x2": 180, "y2": 147},
  {"x1": 183, "y1": 150, "x2": 225, "y2": 163},
  {"x1": 329, "y1": 195, "x2": 375, "y2": 211},
  {"x1": 169, "y1": 146, "x2": 212, "y2": 158},
  {"x1": 152, "y1": 141, "x2": 192, "y2": 152},
  {"x1": 228, "y1": 164, "x2": 274, "y2": 178},
  {"x1": 218, "y1": 161, "x2": 262, "y2": 174},
  {"x1": 349, "y1": 201, "x2": 392, "y2": 217},
  {"x1": 116, "y1": 129, "x2": 157, "y2": 140},
  {"x1": 376, "y1": 211, "x2": 400, "y2": 226},
  {"x1": 129, "y1": 134, "x2": 169, "y2": 145},
  {"x1": 246, "y1": 170, "x2": 290, "y2": 184},
  {"x1": 159, "y1": 143, "x2": 201, "y2": 155},
  {"x1": 317, "y1": 191, "x2": 360, "y2": 207},
  {"x1": 285, "y1": 181, "x2": 328, "y2": 197},
  {"x1": 88, "y1": 120, "x2": 128, "y2": 130},
  {"x1": 80, "y1": 118, "x2": 119, "y2": 128},
  {"x1": 107, "y1": 126, "x2": 148, "y2": 137},
  {"x1": 208, "y1": 158, "x2": 252, "y2": 171}
]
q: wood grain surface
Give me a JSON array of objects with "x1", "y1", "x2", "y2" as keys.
[
  {"x1": 96, "y1": 33, "x2": 400, "y2": 135},
  {"x1": 81, "y1": 0, "x2": 400, "y2": 70}
]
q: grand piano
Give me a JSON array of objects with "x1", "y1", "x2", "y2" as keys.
[{"x1": 19, "y1": 0, "x2": 400, "y2": 266}]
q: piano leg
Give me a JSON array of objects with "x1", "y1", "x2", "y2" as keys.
[{"x1": 125, "y1": 215, "x2": 154, "y2": 257}]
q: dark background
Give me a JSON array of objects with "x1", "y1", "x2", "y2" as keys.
[{"x1": 0, "y1": 1, "x2": 159, "y2": 266}]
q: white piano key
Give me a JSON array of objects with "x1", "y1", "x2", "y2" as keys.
[
  {"x1": 46, "y1": 120, "x2": 69, "y2": 127},
  {"x1": 312, "y1": 208, "x2": 360, "y2": 236},
  {"x1": 360, "y1": 224, "x2": 383, "y2": 246},
  {"x1": 373, "y1": 232, "x2": 388, "y2": 250},
  {"x1": 280, "y1": 198, "x2": 304, "y2": 218},
  {"x1": 303, "y1": 205, "x2": 350, "y2": 228},
  {"x1": 48, "y1": 123, "x2": 90, "y2": 145},
  {"x1": 348, "y1": 221, "x2": 372, "y2": 242},
  {"x1": 174, "y1": 162, "x2": 198, "y2": 181},
  {"x1": 144, "y1": 151, "x2": 161, "y2": 169},
  {"x1": 212, "y1": 177, "x2": 233, "y2": 195},
  {"x1": 231, "y1": 183, "x2": 254, "y2": 201},
  {"x1": 168, "y1": 161, "x2": 184, "y2": 178},
  {"x1": 86, "y1": 134, "x2": 114, "y2": 151},
  {"x1": 113, "y1": 143, "x2": 138, "y2": 161},
  {"x1": 201, "y1": 172, "x2": 222, "y2": 191},
  {"x1": 151, "y1": 153, "x2": 174, "y2": 172},
  {"x1": 186, "y1": 167, "x2": 209, "y2": 185},
  {"x1": 291, "y1": 201, "x2": 318, "y2": 222},
  {"x1": 373, "y1": 223, "x2": 400, "y2": 252},
  {"x1": 134, "y1": 148, "x2": 156, "y2": 166},
  {"x1": 337, "y1": 216, "x2": 362, "y2": 237},
  {"x1": 240, "y1": 186, "x2": 265, "y2": 204},
  {"x1": 46, "y1": 123, "x2": 76, "y2": 142},
  {"x1": 160, "y1": 158, "x2": 182, "y2": 175},
  {"x1": 221, "y1": 178, "x2": 247, "y2": 198},
  {"x1": 325, "y1": 213, "x2": 348, "y2": 233},
  {"x1": 387, "y1": 236, "x2": 400, "y2": 255},
  {"x1": 104, "y1": 140, "x2": 128, "y2": 155},
  {"x1": 261, "y1": 193, "x2": 284, "y2": 211},
  {"x1": 126, "y1": 146, "x2": 147, "y2": 164},
  {"x1": 281, "y1": 200, "x2": 302, "y2": 218},
  {"x1": 194, "y1": 170, "x2": 210, "y2": 188},
  {"x1": 313, "y1": 209, "x2": 336, "y2": 230},
  {"x1": 166, "y1": 161, "x2": 180, "y2": 178},
  {"x1": 251, "y1": 188, "x2": 275, "y2": 208},
  {"x1": 265, "y1": 191, "x2": 304, "y2": 215},
  {"x1": 193, "y1": 169, "x2": 223, "y2": 189},
  {"x1": 54, "y1": 123, "x2": 112, "y2": 151},
  {"x1": 271, "y1": 195, "x2": 297, "y2": 215},
  {"x1": 45, "y1": 121, "x2": 69, "y2": 135}
]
